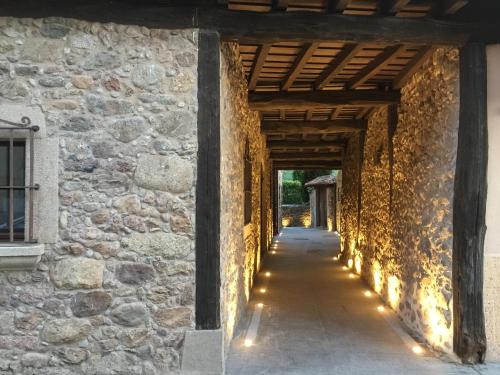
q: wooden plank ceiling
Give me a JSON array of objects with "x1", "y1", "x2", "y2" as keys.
[{"x1": 219, "y1": 0, "x2": 468, "y2": 168}]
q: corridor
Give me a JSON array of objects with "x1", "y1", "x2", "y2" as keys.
[{"x1": 225, "y1": 228, "x2": 495, "y2": 375}]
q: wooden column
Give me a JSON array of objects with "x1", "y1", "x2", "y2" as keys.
[
  {"x1": 453, "y1": 42, "x2": 488, "y2": 363},
  {"x1": 272, "y1": 168, "x2": 279, "y2": 236},
  {"x1": 195, "y1": 30, "x2": 221, "y2": 330}
]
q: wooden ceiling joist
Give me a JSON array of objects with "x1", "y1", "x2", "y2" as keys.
[
  {"x1": 392, "y1": 46, "x2": 434, "y2": 89},
  {"x1": 270, "y1": 152, "x2": 342, "y2": 161},
  {"x1": 327, "y1": 0, "x2": 351, "y2": 13},
  {"x1": 274, "y1": 161, "x2": 342, "y2": 169},
  {"x1": 262, "y1": 119, "x2": 367, "y2": 134},
  {"x1": 330, "y1": 106, "x2": 343, "y2": 120},
  {"x1": 443, "y1": 0, "x2": 469, "y2": 15},
  {"x1": 388, "y1": 0, "x2": 411, "y2": 14},
  {"x1": 346, "y1": 44, "x2": 405, "y2": 89},
  {"x1": 315, "y1": 44, "x2": 362, "y2": 90},
  {"x1": 282, "y1": 42, "x2": 321, "y2": 91},
  {"x1": 249, "y1": 90, "x2": 401, "y2": 111},
  {"x1": 249, "y1": 43, "x2": 272, "y2": 90},
  {"x1": 268, "y1": 140, "x2": 345, "y2": 149}
]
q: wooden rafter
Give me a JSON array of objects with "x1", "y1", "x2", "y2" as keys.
[
  {"x1": 347, "y1": 44, "x2": 405, "y2": 89},
  {"x1": 262, "y1": 119, "x2": 367, "y2": 134},
  {"x1": 249, "y1": 90, "x2": 400, "y2": 110},
  {"x1": 388, "y1": 0, "x2": 411, "y2": 14},
  {"x1": 392, "y1": 46, "x2": 434, "y2": 89},
  {"x1": 282, "y1": 42, "x2": 320, "y2": 91},
  {"x1": 315, "y1": 44, "x2": 362, "y2": 90},
  {"x1": 327, "y1": 0, "x2": 350, "y2": 13},
  {"x1": 249, "y1": 43, "x2": 271, "y2": 91},
  {"x1": 444, "y1": 0, "x2": 469, "y2": 14},
  {"x1": 330, "y1": 106, "x2": 343, "y2": 120},
  {"x1": 355, "y1": 107, "x2": 372, "y2": 120}
]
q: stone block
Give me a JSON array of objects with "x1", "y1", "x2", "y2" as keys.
[
  {"x1": 0, "y1": 311, "x2": 15, "y2": 335},
  {"x1": 134, "y1": 154, "x2": 194, "y2": 193},
  {"x1": 51, "y1": 258, "x2": 104, "y2": 289},
  {"x1": 116, "y1": 262, "x2": 155, "y2": 284},
  {"x1": 111, "y1": 302, "x2": 149, "y2": 327},
  {"x1": 107, "y1": 116, "x2": 147, "y2": 143},
  {"x1": 21, "y1": 38, "x2": 64, "y2": 62},
  {"x1": 70, "y1": 291, "x2": 112, "y2": 317},
  {"x1": 153, "y1": 307, "x2": 192, "y2": 329},
  {"x1": 128, "y1": 232, "x2": 192, "y2": 259},
  {"x1": 132, "y1": 63, "x2": 165, "y2": 88},
  {"x1": 41, "y1": 318, "x2": 91, "y2": 344}
]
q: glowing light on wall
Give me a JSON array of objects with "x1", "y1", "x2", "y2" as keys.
[
  {"x1": 327, "y1": 218, "x2": 334, "y2": 232},
  {"x1": 419, "y1": 283, "x2": 451, "y2": 348},
  {"x1": 354, "y1": 255, "x2": 362, "y2": 275},
  {"x1": 412, "y1": 345, "x2": 423, "y2": 355},
  {"x1": 302, "y1": 215, "x2": 311, "y2": 228},
  {"x1": 372, "y1": 261, "x2": 382, "y2": 294},
  {"x1": 282, "y1": 217, "x2": 291, "y2": 227},
  {"x1": 347, "y1": 258, "x2": 353, "y2": 269},
  {"x1": 388, "y1": 275, "x2": 400, "y2": 309}
]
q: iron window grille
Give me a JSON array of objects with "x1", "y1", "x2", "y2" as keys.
[{"x1": 0, "y1": 116, "x2": 39, "y2": 243}]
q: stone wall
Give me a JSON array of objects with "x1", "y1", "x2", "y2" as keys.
[
  {"x1": 485, "y1": 44, "x2": 500, "y2": 361},
  {"x1": 339, "y1": 48, "x2": 459, "y2": 353},
  {"x1": 0, "y1": 18, "x2": 198, "y2": 374},
  {"x1": 219, "y1": 43, "x2": 271, "y2": 351},
  {"x1": 281, "y1": 204, "x2": 310, "y2": 228}
]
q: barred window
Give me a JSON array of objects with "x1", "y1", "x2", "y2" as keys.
[{"x1": 0, "y1": 118, "x2": 39, "y2": 243}]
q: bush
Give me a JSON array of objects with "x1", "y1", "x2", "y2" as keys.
[{"x1": 282, "y1": 180, "x2": 304, "y2": 204}]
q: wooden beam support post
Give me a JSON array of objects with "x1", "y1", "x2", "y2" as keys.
[
  {"x1": 196, "y1": 30, "x2": 221, "y2": 330},
  {"x1": 453, "y1": 42, "x2": 487, "y2": 364},
  {"x1": 249, "y1": 90, "x2": 401, "y2": 111},
  {"x1": 262, "y1": 119, "x2": 367, "y2": 135}
]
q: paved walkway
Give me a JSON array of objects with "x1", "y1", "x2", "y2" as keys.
[{"x1": 226, "y1": 227, "x2": 499, "y2": 375}]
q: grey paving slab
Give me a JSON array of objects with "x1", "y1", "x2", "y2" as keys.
[{"x1": 226, "y1": 228, "x2": 492, "y2": 375}]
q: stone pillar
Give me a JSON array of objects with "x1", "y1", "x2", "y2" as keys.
[{"x1": 485, "y1": 44, "x2": 500, "y2": 362}]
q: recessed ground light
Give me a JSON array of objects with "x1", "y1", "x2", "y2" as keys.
[
  {"x1": 244, "y1": 339, "x2": 253, "y2": 347},
  {"x1": 257, "y1": 303, "x2": 264, "y2": 308},
  {"x1": 265, "y1": 272, "x2": 271, "y2": 277},
  {"x1": 377, "y1": 305, "x2": 385, "y2": 312},
  {"x1": 412, "y1": 345, "x2": 423, "y2": 355},
  {"x1": 364, "y1": 291, "x2": 372, "y2": 297},
  {"x1": 348, "y1": 273, "x2": 355, "y2": 279},
  {"x1": 333, "y1": 256, "x2": 338, "y2": 261},
  {"x1": 342, "y1": 266, "x2": 348, "y2": 271},
  {"x1": 260, "y1": 288, "x2": 267, "y2": 293},
  {"x1": 271, "y1": 251, "x2": 277, "y2": 254}
]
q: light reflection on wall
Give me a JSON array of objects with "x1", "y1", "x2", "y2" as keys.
[
  {"x1": 372, "y1": 261, "x2": 383, "y2": 294},
  {"x1": 420, "y1": 279, "x2": 452, "y2": 349},
  {"x1": 354, "y1": 254, "x2": 362, "y2": 275},
  {"x1": 388, "y1": 275, "x2": 400, "y2": 309},
  {"x1": 302, "y1": 214, "x2": 311, "y2": 228}
]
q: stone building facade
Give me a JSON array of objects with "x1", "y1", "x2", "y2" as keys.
[
  {"x1": 219, "y1": 42, "x2": 271, "y2": 351},
  {"x1": 0, "y1": 17, "x2": 200, "y2": 374},
  {"x1": 340, "y1": 48, "x2": 459, "y2": 353}
]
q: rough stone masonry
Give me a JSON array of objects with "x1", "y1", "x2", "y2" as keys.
[{"x1": 0, "y1": 17, "x2": 198, "y2": 374}]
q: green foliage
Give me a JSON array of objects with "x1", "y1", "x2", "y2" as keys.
[{"x1": 282, "y1": 180, "x2": 303, "y2": 204}]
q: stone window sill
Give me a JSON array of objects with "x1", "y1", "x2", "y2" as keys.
[{"x1": 0, "y1": 244, "x2": 45, "y2": 271}]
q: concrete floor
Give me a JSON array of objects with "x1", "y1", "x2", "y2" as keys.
[{"x1": 225, "y1": 227, "x2": 499, "y2": 375}]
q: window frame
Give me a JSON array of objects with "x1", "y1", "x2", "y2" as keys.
[{"x1": 0, "y1": 116, "x2": 40, "y2": 244}]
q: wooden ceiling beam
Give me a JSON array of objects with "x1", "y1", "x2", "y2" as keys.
[
  {"x1": 3, "y1": 3, "x2": 496, "y2": 46},
  {"x1": 273, "y1": 0, "x2": 289, "y2": 10},
  {"x1": 315, "y1": 44, "x2": 362, "y2": 90},
  {"x1": 262, "y1": 119, "x2": 367, "y2": 134},
  {"x1": 387, "y1": 0, "x2": 411, "y2": 14},
  {"x1": 271, "y1": 152, "x2": 342, "y2": 160},
  {"x1": 273, "y1": 161, "x2": 342, "y2": 169},
  {"x1": 249, "y1": 90, "x2": 400, "y2": 111},
  {"x1": 327, "y1": 0, "x2": 351, "y2": 13},
  {"x1": 392, "y1": 46, "x2": 434, "y2": 89},
  {"x1": 330, "y1": 106, "x2": 343, "y2": 120},
  {"x1": 248, "y1": 44, "x2": 272, "y2": 91},
  {"x1": 282, "y1": 42, "x2": 320, "y2": 91},
  {"x1": 347, "y1": 44, "x2": 405, "y2": 89},
  {"x1": 443, "y1": 0, "x2": 469, "y2": 15},
  {"x1": 268, "y1": 140, "x2": 345, "y2": 149}
]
